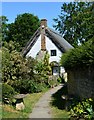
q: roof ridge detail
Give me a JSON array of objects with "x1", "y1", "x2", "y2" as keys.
[{"x1": 22, "y1": 26, "x2": 74, "y2": 56}]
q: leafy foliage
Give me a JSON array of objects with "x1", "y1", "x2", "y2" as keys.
[
  {"x1": 0, "y1": 16, "x2": 8, "y2": 42},
  {"x1": 70, "y1": 98, "x2": 94, "y2": 119},
  {"x1": 53, "y1": 2, "x2": 94, "y2": 46},
  {"x1": 12, "y1": 79, "x2": 35, "y2": 93},
  {"x1": 43, "y1": 52, "x2": 52, "y2": 75},
  {"x1": 5, "y1": 13, "x2": 40, "y2": 50},
  {"x1": 3, "y1": 40, "x2": 21, "y2": 52},
  {"x1": 60, "y1": 37, "x2": 94, "y2": 69},
  {"x1": 35, "y1": 52, "x2": 52, "y2": 85},
  {"x1": 2, "y1": 45, "x2": 52, "y2": 94},
  {"x1": 2, "y1": 47, "x2": 11, "y2": 83},
  {"x1": 0, "y1": 49, "x2": 2, "y2": 81},
  {"x1": 2, "y1": 44, "x2": 36, "y2": 83},
  {"x1": 2, "y1": 83, "x2": 15, "y2": 104}
]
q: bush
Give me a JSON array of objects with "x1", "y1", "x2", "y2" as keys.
[
  {"x1": 60, "y1": 37, "x2": 94, "y2": 69},
  {"x1": 48, "y1": 80, "x2": 55, "y2": 88},
  {"x1": 2, "y1": 46, "x2": 36, "y2": 83},
  {"x1": 12, "y1": 79, "x2": 47, "y2": 94},
  {"x1": 57, "y1": 77, "x2": 63, "y2": 83},
  {"x1": 70, "y1": 98, "x2": 94, "y2": 119},
  {"x1": 12, "y1": 79, "x2": 33, "y2": 93},
  {"x1": 35, "y1": 52, "x2": 52, "y2": 85},
  {"x1": 48, "y1": 79, "x2": 59, "y2": 88},
  {"x1": 34, "y1": 83, "x2": 44, "y2": 93},
  {"x1": 2, "y1": 83, "x2": 16, "y2": 104}
]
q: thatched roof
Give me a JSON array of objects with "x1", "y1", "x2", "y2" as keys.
[{"x1": 22, "y1": 27, "x2": 73, "y2": 56}]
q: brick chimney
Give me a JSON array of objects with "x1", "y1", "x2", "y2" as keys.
[{"x1": 41, "y1": 19, "x2": 47, "y2": 51}]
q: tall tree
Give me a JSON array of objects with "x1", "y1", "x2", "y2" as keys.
[
  {"x1": 53, "y1": 2, "x2": 94, "y2": 47},
  {"x1": 0, "y1": 16, "x2": 8, "y2": 45},
  {"x1": 6, "y1": 13, "x2": 40, "y2": 50}
]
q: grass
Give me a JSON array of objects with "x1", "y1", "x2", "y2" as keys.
[
  {"x1": 51, "y1": 107, "x2": 70, "y2": 119},
  {"x1": 0, "y1": 101, "x2": 2, "y2": 119},
  {"x1": 2, "y1": 84, "x2": 71, "y2": 119},
  {"x1": 0, "y1": 83, "x2": 2, "y2": 119},
  {"x1": 50, "y1": 84, "x2": 70, "y2": 119},
  {"x1": 2, "y1": 92, "x2": 45, "y2": 119}
]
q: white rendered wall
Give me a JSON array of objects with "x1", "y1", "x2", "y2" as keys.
[
  {"x1": 45, "y1": 36, "x2": 62, "y2": 63},
  {"x1": 26, "y1": 35, "x2": 41, "y2": 58},
  {"x1": 60, "y1": 67, "x2": 65, "y2": 74},
  {"x1": 26, "y1": 35, "x2": 62, "y2": 64}
]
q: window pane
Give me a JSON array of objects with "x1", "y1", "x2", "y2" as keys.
[{"x1": 51, "y1": 50, "x2": 56, "y2": 56}]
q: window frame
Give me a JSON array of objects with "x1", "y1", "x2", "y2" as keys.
[{"x1": 51, "y1": 50, "x2": 57, "y2": 56}]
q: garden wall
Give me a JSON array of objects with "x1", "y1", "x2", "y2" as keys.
[{"x1": 67, "y1": 67, "x2": 94, "y2": 99}]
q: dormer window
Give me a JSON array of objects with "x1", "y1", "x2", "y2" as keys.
[{"x1": 51, "y1": 50, "x2": 57, "y2": 56}]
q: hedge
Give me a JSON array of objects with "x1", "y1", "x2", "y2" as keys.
[{"x1": 60, "y1": 37, "x2": 94, "y2": 69}]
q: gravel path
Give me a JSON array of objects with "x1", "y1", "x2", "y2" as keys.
[{"x1": 29, "y1": 84, "x2": 63, "y2": 118}]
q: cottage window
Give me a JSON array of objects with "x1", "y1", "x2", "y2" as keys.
[{"x1": 51, "y1": 50, "x2": 57, "y2": 56}]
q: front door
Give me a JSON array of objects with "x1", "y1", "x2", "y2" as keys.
[{"x1": 52, "y1": 66, "x2": 59, "y2": 75}]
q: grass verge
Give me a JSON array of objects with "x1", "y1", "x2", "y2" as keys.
[
  {"x1": 2, "y1": 92, "x2": 45, "y2": 119},
  {"x1": 51, "y1": 106, "x2": 70, "y2": 119}
]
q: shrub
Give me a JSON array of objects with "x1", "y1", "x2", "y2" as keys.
[
  {"x1": 2, "y1": 46, "x2": 36, "y2": 83},
  {"x1": 48, "y1": 80, "x2": 56, "y2": 88},
  {"x1": 70, "y1": 98, "x2": 94, "y2": 119},
  {"x1": 48, "y1": 79, "x2": 59, "y2": 88},
  {"x1": 60, "y1": 37, "x2": 94, "y2": 69},
  {"x1": 2, "y1": 83, "x2": 16, "y2": 104},
  {"x1": 11, "y1": 79, "x2": 33, "y2": 93},
  {"x1": 35, "y1": 52, "x2": 51, "y2": 76},
  {"x1": 34, "y1": 83, "x2": 44, "y2": 93},
  {"x1": 57, "y1": 77, "x2": 63, "y2": 83},
  {"x1": 12, "y1": 79, "x2": 47, "y2": 94}
]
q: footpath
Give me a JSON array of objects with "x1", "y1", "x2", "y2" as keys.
[{"x1": 29, "y1": 84, "x2": 63, "y2": 118}]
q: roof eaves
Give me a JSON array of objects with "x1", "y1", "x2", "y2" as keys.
[
  {"x1": 22, "y1": 27, "x2": 40, "y2": 56},
  {"x1": 46, "y1": 27, "x2": 74, "y2": 52}
]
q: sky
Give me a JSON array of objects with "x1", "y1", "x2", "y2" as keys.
[
  {"x1": 1, "y1": 2, "x2": 65, "y2": 28},
  {"x1": 1, "y1": 0, "x2": 73, "y2": 2}
]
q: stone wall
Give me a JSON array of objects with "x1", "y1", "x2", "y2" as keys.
[{"x1": 67, "y1": 67, "x2": 94, "y2": 99}]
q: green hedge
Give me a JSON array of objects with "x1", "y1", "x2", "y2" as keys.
[
  {"x1": 2, "y1": 83, "x2": 16, "y2": 104},
  {"x1": 60, "y1": 37, "x2": 94, "y2": 69}
]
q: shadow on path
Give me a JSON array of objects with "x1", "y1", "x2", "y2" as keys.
[{"x1": 51, "y1": 84, "x2": 68, "y2": 110}]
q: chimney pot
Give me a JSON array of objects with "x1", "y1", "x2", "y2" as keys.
[{"x1": 41, "y1": 19, "x2": 47, "y2": 28}]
